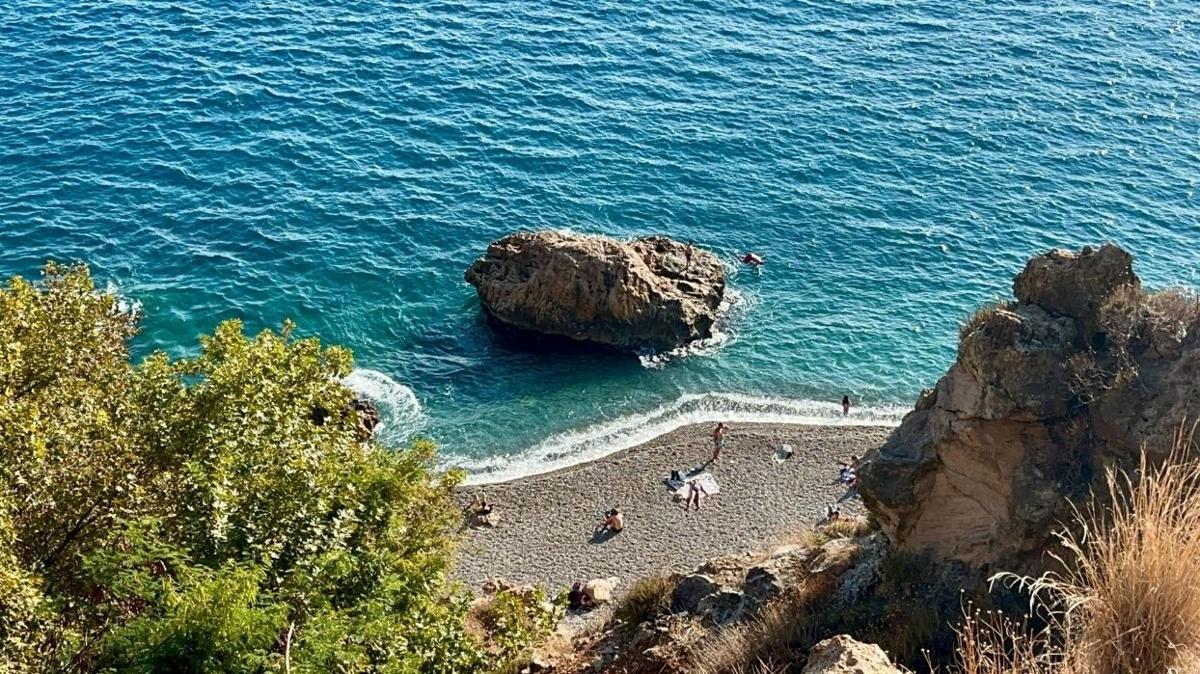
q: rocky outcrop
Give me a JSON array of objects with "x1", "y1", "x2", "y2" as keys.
[
  {"x1": 802, "y1": 635, "x2": 902, "y2": 674},
  {"x1": 465, "y1": 231, "x2": 726, "y2": 352},
  {"x1": 670, "y1": 574, "x2": 719, "y2": 614},
  {"x1": 352, "y1": 397, "x2": 381, "y2": 442},
  {"x1": 859, "y1": 244, "x2": 1200, "y2": 569}
]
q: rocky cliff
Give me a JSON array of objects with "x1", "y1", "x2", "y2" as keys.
[
  {"x1": 465, "y1": 231, "x2": 726, "y2": 352},
  {"x1": 859, "y1": 244, "x2": 1200, "y2": 568}
]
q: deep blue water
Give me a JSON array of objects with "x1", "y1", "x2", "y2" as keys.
[{"x1": 2, "y1": 1, "x2": 1199, "y2": 480}]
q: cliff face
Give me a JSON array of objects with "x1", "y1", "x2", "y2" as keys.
[
  {"x1": 465, "y1": 231, "x2": 726, "y2": 352},
  {"x1": 859, "y1": 244, "x2": 1200, "y2": 568}
]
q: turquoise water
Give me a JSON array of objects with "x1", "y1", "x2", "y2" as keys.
[{"x1": 2, "y1": 1, "x2": 1199, "y2": 481}]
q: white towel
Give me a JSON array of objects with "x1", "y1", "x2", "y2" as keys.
[{"x1": 675, "y1": 472, "x2": 720, "y2": 497}]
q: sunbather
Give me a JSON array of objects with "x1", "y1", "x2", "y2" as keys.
[{"x1": 686, "y1": 479, "x2": 708, "y2": 511}]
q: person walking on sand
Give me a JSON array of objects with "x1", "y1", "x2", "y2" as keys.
[
  {"x1": 842, "y1": 395, "x2": 851, "y2": 417},
  {"x1": 711, "y1": 422, "x2": 728, "y2": 462}
]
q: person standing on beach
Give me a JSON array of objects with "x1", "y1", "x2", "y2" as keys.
[
  {"x1": 711, "y1": 422, "x2": 728, "y2": 462},
  {"x1": 685, "y1": 240, "x2": 694, "y2": 271},
  {"x1": 842, "y1": 395, "x2": 851, "y2": 416}
]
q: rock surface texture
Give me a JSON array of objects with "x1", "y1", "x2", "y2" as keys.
[
  {"x1": 465, "y1": 231, "x2": 726, "y2": 352},
  {"x1": 859, "y1": 244, "x2": 1200, "y2": 569},
  {"x1": 801, "y1": 635, "x2": 901, "y2": 674}
]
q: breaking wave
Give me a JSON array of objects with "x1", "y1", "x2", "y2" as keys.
[
  {"x1": 458, "y1": 392, "x2": 907, "y2": 484},
  {"x1": 342, "y1": 368, "x2": 426, "y2": 445}
]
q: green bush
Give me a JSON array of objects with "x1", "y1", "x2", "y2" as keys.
[{"x1": 0, "y1": 263, "x2": 540, "y2": 672}]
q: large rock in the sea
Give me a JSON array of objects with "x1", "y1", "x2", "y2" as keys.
[
  {"x1": 859, "y1": 244, "x2": 1200, "y2": 569},
  {"x1": 464, "y1": 231, "x2": 726, "y2": 352}
]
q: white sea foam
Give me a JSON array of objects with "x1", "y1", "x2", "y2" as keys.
[
  {"x1": 639, "y1": 286, "x2": 753, "y2": 368},
  {"x1": 457, "y1": 392, "x2": 908, "y2": 485},
  {"x1": 342, "y1": 368, "x2": 426, "y2": 444},
  {"x1": 104, "y1": 281, "x2": 143, "y2": 317}
]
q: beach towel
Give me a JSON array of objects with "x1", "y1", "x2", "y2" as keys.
[{"x1": 673, "y1": 472, "x2": 720, "y2": 498}]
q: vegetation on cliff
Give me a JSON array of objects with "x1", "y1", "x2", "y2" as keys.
[{"x1": 0, "y1": 264, "x2": 549, "y2": 673}]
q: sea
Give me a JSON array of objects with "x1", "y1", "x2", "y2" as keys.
[{"x1": 2, "y1": 1, "x2": 1198, "y2": 482}]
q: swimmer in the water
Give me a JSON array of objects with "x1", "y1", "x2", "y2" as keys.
[{"x1": 741, "y1": 252, "x2": 763, "y2": 266}]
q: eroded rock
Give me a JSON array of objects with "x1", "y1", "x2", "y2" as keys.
[
  {"x1": 802, "y1": 635, "x2": 901, "y2": 674},
  {"x1": 860, "y1": 244, "x2": 1200, "y2": 569},
  {"x1": 465, "y1": 231, "x2": 726, "y2": 352}
]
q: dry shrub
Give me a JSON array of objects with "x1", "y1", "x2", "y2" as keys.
[
  {"x1": 693, "y1": 575, "x2": 839, "y2": 674},
  {"x1": 821, "y1": 515, "x2": 872, "y2": 540},
  {"x1": 977, "y1": 424, "x2": 1200, "y2": 674},
  {"x1": 949, "y1": 609, "x2": 1057, "y2": 674},
  {"x1": 1146, "y1": 287, "x2": 1200, "y2": 341},
  {"x1": 616, "y1": 573, "x2": 674, "y2": 626},
  {"x1": 960, "y1": 301, "x2": 1015, "y2": 341}
]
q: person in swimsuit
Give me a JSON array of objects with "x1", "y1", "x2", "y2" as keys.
[
  {"x1": 741, "y1": 253, "x2": 763, "y2": 266},
  {"x1": 711, "y1": 422, "x2": 728, "y2": 462},
  {"x1": 598, "y1": 508, "x2": 624, "y2": 534},
  {"x1": 686, "y1": 478, "x2": 708, "y2": 511},
  {"x1": 842, "y1": 395, "x2": 851, "y2": 416}
]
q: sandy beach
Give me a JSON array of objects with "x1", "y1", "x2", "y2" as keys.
[{"x1": 453, "y1": 422, "x2": 893, "y2": 591}]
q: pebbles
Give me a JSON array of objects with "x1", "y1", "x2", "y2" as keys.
[{"x1": 454, "y1": 423, "x2": 891, "y2": 592}]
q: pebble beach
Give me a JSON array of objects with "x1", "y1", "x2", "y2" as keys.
[{"x1": 454, "y1": 422, "x2": 893, "y2": 591}]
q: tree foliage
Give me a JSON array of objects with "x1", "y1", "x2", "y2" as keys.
[{"x1": 0, "y1": 263, "x2": 530, "y2": 673}]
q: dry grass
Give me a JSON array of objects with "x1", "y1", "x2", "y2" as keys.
[
  {"x1": 1146, "y1": 287, "x2": 1200, "y2": 341},
  {"x1": 821, "y1": 515, "x2": 872, "y2": 540},
  {"x1": 772, "y1": 516, "x2": 871, "y2": 552},
  {"x1": 692, "y1": 575, "x2": 838, "y2": 674},
  {"x1": 959, "y1": 424, "x2": 1200, "y2": 674},
  {"x1": 615, "y1": 573, "x2": 674, "y2": 626},
  {"x1": 959, "y1": 301, "x2": 1017, "y2": 340}
]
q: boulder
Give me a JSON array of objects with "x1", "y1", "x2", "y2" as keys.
[
  {"x1": 859, "y1": 244, "x2": 1200, "y2": 569},
  {"x1": 670, "y1": 574, "x2": 719, "y2": 614},
  {"x1": 1011, "y1": 244, "x2": 1137, "y2": 331},
  {"x1": 465, "y1": 231, "x2": 726, "y2": 352},
  {"x1": 352, "y1": 397, "x2": 381, "y2": 442},
  {"x1": 697, "y1": 588, "x2": 747, "y2": 625},
  {"x1": 802, "y1": 635, "x2": 901, "y2": 674},
  {"x1": 584, "y1": 577, "x2": 619, "y2": 605},
  {"x1": 743, "y1": 565, "x2": 784, "y2": 604}
]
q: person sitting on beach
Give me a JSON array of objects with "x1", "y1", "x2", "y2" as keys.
[
  {"x1": 568, "y1": 580, "x2": 593, "y2": 611},
  {"x1": 711, "y1": 422, "x2": 728, "y2": 462},
  {"x1": 465, "y1": 494, "x2": 489, "y2": 513},
  {"x1": 597, "y1": 508, "x2": 624, "y2": 534},
  {"x1": 468, "y1": 494, "x2": 493, "y2": 515},
  {"x1": 685, "y1": 478, "x2": 708, "y2": 511}
]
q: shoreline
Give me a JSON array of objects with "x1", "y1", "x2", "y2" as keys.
[
  {"x1": 452, "y1": 422, "x2": 893, "y2": 591},
  {"x1": 451, "y1": 396, "x2": 908, "y2": 485}
]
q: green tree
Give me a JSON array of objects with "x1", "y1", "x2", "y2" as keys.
[{"x1": 0, "y1": 263, "x2": 542, "y2": 673}]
